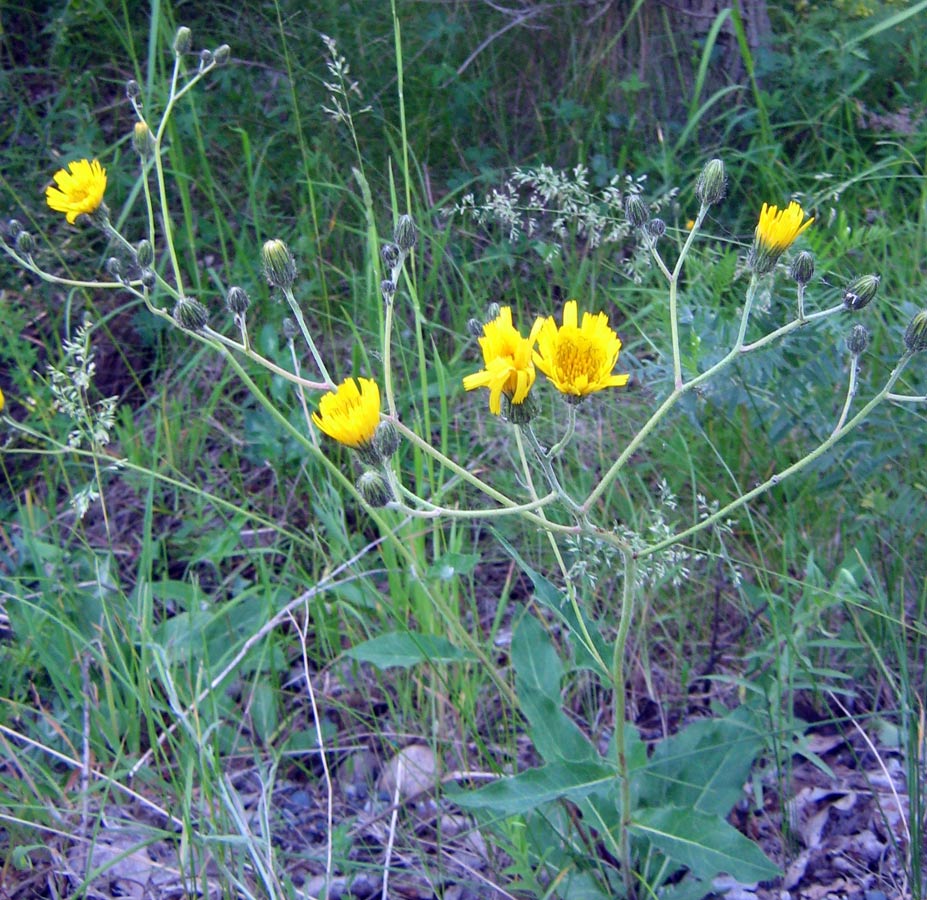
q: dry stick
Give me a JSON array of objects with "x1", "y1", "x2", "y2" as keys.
[
  {"x1": 286, "y1": 607, "x2": 334, "y2": 897},
  {"x1": 827, "y1": 690, "x2": 912, "y2": 847},
  {"x1": 0, "y1": 723, "x2": 186, "y2": 832},
  {"x1": 128, "y1": 537, "x2": 386, "y2": 779},
  {"x1": 382, "y1": 756, "x2": 404, "y2": 900}
]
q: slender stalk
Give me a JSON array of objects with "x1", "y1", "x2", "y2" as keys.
[
  {"x1": 613, "y1": 547, "x2": 637, "y2": 897},
  {"x1": 281, "y1": 286, "x2": 335, "y2": 388}
]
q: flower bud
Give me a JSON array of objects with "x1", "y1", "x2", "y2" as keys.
[
  {"x1": 16, "y1": 231, "x2": 35, "y2": 255},
  {"x1": 380, "y1": 279, "x2": 396, "y2": 300},
  {"x1": 226, "y1": 286, "x2": 251, "y2": 315},
  {"x1": 214, "y1": 44, "x2": 231, "y2": 66},
  {"x1": 624, "y1": 194, "x2": 649, "y2": 229},
  {"x1": 173, "y1": 296, "x2": 208, "y2": 331},
  {"x1": 380, "y1": 242, "x2": 401, "y2": 271},
  {"x1": 645, "y1": 218, "x2": 666, "y2": 240},
  {"x1": 7, "y1": 219, "x2": 23, "y2": 239},
  {"x1": 198, "y1": 49, "x2": 214, "y2": 71},
  {"x1": 904, "y1": 311, "x2": 927, "y2": 353},
  {"x1": 133, "y1": 121, "x2": 154, "y2": 159},
  {"x1": 485, "y1": 302, "x2": 501, "y2": 322},
  {"x1": 695, "y1": 158, "x2": 726, "y2": 207},
  {"x1": 393, "y1": 214, "x2": 417, "y2": 253},
  {"x1": 105, "y1": 256, "x2": 123, "y2": 280},
  {"x1": 141, "y1": 269, "x2": 157, "y2": 290},
  {"x1": 135, "y1": 239, "x2": 154, "y2": 269},
  {"x1": 846, "y1": 324, "x2": 870, "y2": 356},
  {"x1": 372, "y1": 421, "x2": 400, "y2": 460},
  {"x1": 262, "y1": 239, "x2": 297, "y2": 288},
  {"x1": 126, "y1": 80, "x2": 141, "y2": 101},
  {"x1": 843, "y1": 274, "x2": 880, "y2": 311},
  {"x1": 173, "y1": 26, "x2": 193, "y2": 55},
  {"x1": 502, "y1": 393, "x2": 536, "y2": 425},
  {"x1": 466, "y1": 318, "x2": 483, "y2": 337},
  {"x1": 789, "y1": 251, "x2": 815, "y2": 286},
  {"x1": 356, "y1": 470, "x2": 393, "y2": 508},
  {"x1": 282, "y1": 317, "x2": 298, "y2": 343}
]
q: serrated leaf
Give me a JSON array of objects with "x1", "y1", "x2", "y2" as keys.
[
  {"x1": 345, "y1": 632, "x2": 476, "y2": 668},
  {"x1": 450, "y1": 760, "x2": 616, "y2": 815},
  {"x1": 630, "y1": 807, "x2": 779, "y2": 883}
]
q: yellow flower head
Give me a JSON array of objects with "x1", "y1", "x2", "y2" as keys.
[
  {"x1": 45, "y1": 159, "x2": 108, "y2": 224},
  {"x1": 463, "y1": 307, "x2": 541, "y2": 415},
  {"x1": 312, "y1": 377, "x2": 381, "y2": 448},
  {"x1": 533, "y1": 300, "x2": 630, "y2": 399},
  {"x1": 0, "y1": 386, "x2": 5, "y2": 413},
  {"x1": 749, "y1": 201, "x2": 813, "y2": 274}
]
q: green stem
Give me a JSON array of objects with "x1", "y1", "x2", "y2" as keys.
[
  {"x1": 613, "y1": 547, "x2": 637, "y2": 897},
  {"x1": 282, "y1": 286, "x2": 335, "y2": 388},
  {"x1": 639, "y1": 351, "x2": 914, "y2": 558}
]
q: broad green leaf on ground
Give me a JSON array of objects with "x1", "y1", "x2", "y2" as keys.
[
  {"x1": 638, "y1": 705, "x2": 763, "y2": 816},
  {"x1": 630, "y1": 807, "x2": 780, "y2": 883},
  {"x1": 345, "y1": 632, "x2": 477, "y2": 668},
  {"x1": 512, "y1": 614, "x2": 597, "y2": 763},
  {"x1": 450, "y1": 760, "x2": 616, "y2": 815}
]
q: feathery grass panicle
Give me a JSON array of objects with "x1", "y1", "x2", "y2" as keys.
[
  {"x1": 45, "y1": 159, "x2": 107, "y2": 224},
  {"x1": 463, "y1": 306, "x2": 541, "y2": 415},
  {"x1": 533, "y1": 300, "x2": 630, "y2": 400}
]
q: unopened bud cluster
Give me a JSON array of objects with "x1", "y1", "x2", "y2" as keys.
[
  {"x1": 356, "y1": 470, "x2": 393, "y2": 507},
  {"x1": 357, "y1": 421, "x2": 401, "y2": 468},
  {"x1": 379, "y1": 214, "x2": 419, "y2": 305}
]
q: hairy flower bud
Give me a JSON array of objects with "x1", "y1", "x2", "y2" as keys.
[
  {"x1": 198, "y1": 49, "x2": 214, "y2": 71},
  {"x1": 356, "y1": 470, "x2": 393, "y2": 508},
  {"x1": 645, "y1": 218, "x2": 666, "y2": 240},
  {"x1": 262, "y1": 239, "x2": 297, "y2": 288},
  {"x1": 16, "y1": 230, "x2": 35, "y2": 256},
  {"x1": 466, "y1": 318, "x2": 483, "y2": 337},
  {"x1": 380, "y1": 279, "x2": 396, "y2": 300},
  {"x1": 133, "y1": 121, "x2": 154, "y2": 159},
  {"x1": 904, "y1": 311, "x2": 927, "y2": 353},
  {"x1": 393, "y1": 214, "x2": 417, "y2": 253},
  {"x1": 380, "y1": 242, "x2": 401, "y2": 271},
  {"x1": 214, "y1": 44, "x2": 231, "y2": 66},
  {"x1": 846, "y1": 324, "x2": 870, "y2": 356},
  {"x1": 135, "y1": 239, "x2": 154, "y2": 269},
  {"x1": 173, "y1": 296, "x2": 208, "y2": 331},
  {"x1": 789, "y1": 251, "x2": 815, "y2": 286},
  {"x1": 141, "y1": 269, "x2": 157, "y2": 290},
  {"x1": 695, "y1": 158, "x2": 726, "y2": 207},
  {"x1": 226, "y1": 286, "x2": 251, "y2": 315},
  {"x1": 105, "y1": 256, "x2": 123, "y2": 280},
  {"x1": 282, "y1": 317, "x2": 298, "y2": 343},
  {"x1": 125, "y1": 79, "x2": 141, "y2": 101},
  {"x1": 173, "y1": 26, "x2": 193, "y2": 56},
  {"x1": 843, "y1": 274, "x2": 880, "y2": 311},
  {"x1": 372, "y1": 421, "x2": 400, "y2": 460},
  {"x1": 624, "y1": 194, "x2": 649, "y2": 229},
  {"x1": 7, "y1": 219, "x2": 23, "y2": 239}
]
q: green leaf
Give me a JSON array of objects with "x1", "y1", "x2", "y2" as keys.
[
  {"x1": 630, "y1": 807, "x2": 779, "y2": 883},
  {"x1": 639, "y1": 706, "x2": 763, "y2": 816},
  {"x1": 512, "y1": 614, "x2": 597, "y2": 764},
  {"x1": 450, "y1": 760, "x2": 616, "y2": 815},
  {"x1": 345, "y1": 632, "x2": 476, "y2": 668}
]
